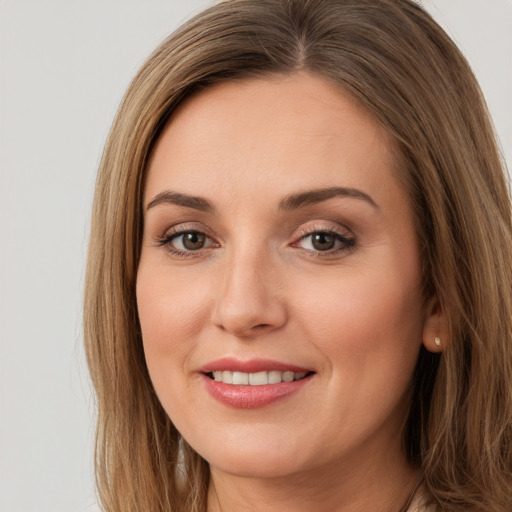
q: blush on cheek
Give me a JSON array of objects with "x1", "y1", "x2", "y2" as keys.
[
  {"x1": 303, "y1": 273, "x2": 422, "y2": 365},
  {"x1": 137, "y1": 269, "x2": 209, "y2": 344}
]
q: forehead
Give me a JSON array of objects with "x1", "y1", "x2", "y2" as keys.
[{"x1": 145, "y1": 72, "x2": 401, "y2": 209}]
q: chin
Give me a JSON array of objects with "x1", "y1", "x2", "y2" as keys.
[
  {"x1": 190, "y1": 431, "x2": 310, "y2": 479},
  {"x1": 208, "y1": 453, "x2": 305, "y2": 479}
]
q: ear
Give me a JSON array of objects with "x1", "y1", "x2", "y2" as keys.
[{"x1": 422, "y1": 296, "x2": 448, "y2": 353}]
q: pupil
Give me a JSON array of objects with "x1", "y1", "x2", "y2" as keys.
[
  {"x1": 312, "y1": 233, "x2": 335, "y2": 251},
  {"x1": 183, "y1": 232, "x2": 205, "y2": 250}
]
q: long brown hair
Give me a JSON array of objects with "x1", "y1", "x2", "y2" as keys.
[{"x1": 84, "y1": 1, "x2": 512, "y2": 510}]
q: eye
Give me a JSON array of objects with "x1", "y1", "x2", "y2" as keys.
[
  {"x1": 172, "y1": 231, "x2": 209, "y2": 251},
  {"x1": 303, "y1": 232, "x2": 338, "y2": 251},
  {"x1": 156, "y1": 229, "x2": 218, "y2": 257},
  {"x1": 295, "y1": 228, "x2": 356, "y2": 255}
]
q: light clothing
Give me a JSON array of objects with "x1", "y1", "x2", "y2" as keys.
[{"x1": 407, "y1": 488, "x2": 436, "y2": 511}]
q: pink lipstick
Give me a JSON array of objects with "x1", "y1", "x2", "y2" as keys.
[{"x1": 199, "y1": 358, "x2": 314, "y2": 409}]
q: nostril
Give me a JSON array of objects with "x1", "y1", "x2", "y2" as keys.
[{"x1": 211, "y1": 288, "x2": 288, "y2": 336}]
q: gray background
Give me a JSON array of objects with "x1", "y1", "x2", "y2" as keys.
[{"x1": 1, "y1": 1, "x2": 510, "y2": 511}]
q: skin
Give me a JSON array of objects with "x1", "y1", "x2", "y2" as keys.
[{"x1": 137, "y1": 72, "x2": 440, "y2": 511}]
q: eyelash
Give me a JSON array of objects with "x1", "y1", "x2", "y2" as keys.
[
  {"x1": 154, "y1": 225, "x2": 356, "y2": 259},
  {"x1": 154, "y1": 227, "x2": 218, "y2": 259},
  {"x1": 293, "y1": 225, "x2": 356, "y2": 258}
]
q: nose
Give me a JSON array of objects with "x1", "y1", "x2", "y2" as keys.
[{"x1": 211, "y1": 249, "x2": 288, "y2": 338}]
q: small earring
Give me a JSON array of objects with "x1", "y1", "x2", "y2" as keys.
[{"x1": 434, "y1": 336, "x2": 441, "y2": 347}]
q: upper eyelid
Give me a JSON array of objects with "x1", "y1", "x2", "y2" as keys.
[
  {"x1": 294, "y1": 229, "x2": 355, "y2": 246},
  {"x1": 297, "y1": 225, "x2": 348, "y2": 235},
  {"x1": 294, "y1": 221, "x2": 353, "y2": 237},
  {"x1": 158, "y1": 222, "x2": 216, "y2": 239},
  {"x1": 151, "y1": 219, "x2": 354, "y2": 244}
]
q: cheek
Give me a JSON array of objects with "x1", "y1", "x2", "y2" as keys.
[
  {"x1": 293, "y1": 260, "x2": 424, "y2": 381},
  {"x1": 294, "y1": 272, "x2": 423, "y2": 444},
  {"x1": 136, "y1": 268, "x2": 216, "y2": 443},
  {"x1": 137, "y1": 263, "x2": 209, "y2": 345},
  {"x1": 136, "y1": 263, "x2": 211, "y2": 408}
]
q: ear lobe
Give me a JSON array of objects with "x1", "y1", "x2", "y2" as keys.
[{"x1": 422, "y1": 296, "x2": 448, "y2": 353}]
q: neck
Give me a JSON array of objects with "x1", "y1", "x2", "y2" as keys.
[{"x1": 207, "y1": 446, "x2": 420, "y2": 512}]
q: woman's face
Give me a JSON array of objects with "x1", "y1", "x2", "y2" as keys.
[{"x1": 137, "y1": 73, "x2": 434, "y2": 479}]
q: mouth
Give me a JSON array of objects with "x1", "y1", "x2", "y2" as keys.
[
  {"x1": 205, "y1": 370, "x2": 313, "y2": 385},
  {"x1": 199, "y1": 359, "x2": 315, "y2": 408}
]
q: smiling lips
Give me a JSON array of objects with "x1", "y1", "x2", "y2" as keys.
[
  {"x1": 211, "y1": 370, "x2": 308, "y2": 385},
  {"x1": 200, "y1": 358, "x2": 314, "y2": 408}
]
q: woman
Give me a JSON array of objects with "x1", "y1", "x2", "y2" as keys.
[{"x1": 84, "y1": 0, "x2": 512, "y2": 510}]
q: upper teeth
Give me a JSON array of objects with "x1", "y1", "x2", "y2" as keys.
[{"x1": 212, "y1": 370, "x2": 307, "y2": 385}]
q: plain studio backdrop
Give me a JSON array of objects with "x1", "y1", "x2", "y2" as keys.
[{"x1": 0, "y1": 1, "x2": 510, "y2": 511}]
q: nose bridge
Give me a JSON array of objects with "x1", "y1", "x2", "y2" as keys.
[{"x1": 212, "y1": 241, "x2": 286, "y2": 336}]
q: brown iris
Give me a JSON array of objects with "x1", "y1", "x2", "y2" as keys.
[
  {"x1": 311, "y1": 233, "x2": 336, "y2": 251},
  {"x1": 182, "y1": 232, "x2": 206, "y2": 250}
]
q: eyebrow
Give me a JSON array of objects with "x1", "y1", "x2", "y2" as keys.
[
  {"x1": 279, "y1": 187, "x2": 378, "y2": 210},
  {"x1": 146, "y1": 186, "x2": 378, "y2": 213},
  {"x1": 146, "y1": 190, "x2": 216, "y2": 212}
]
